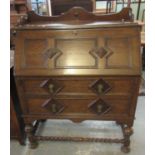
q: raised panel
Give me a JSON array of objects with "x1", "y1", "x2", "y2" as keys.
[
  {"x1": 15, "y1": 27, "x2": 141, "y2": 76},
  {"x1": 23, "y1": 39, "x2": 48, "y2": 68},
  {"x1": 105, "y1": 37, "x2": 132, "y2": 69},
  {"x1": 55, "y1": 38, "x2": 98, "y2": 69}
]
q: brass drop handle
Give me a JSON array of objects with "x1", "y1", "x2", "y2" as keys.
[
  {"x1": 51, "y1": 103, "x2": 57, "y2": 113},
  {"x1": 97, "y1": 104, "x2": 103, "y2": 113},
  {"x1": 48, "y1": 84, "x2": 54, "y2": 93},
  {"x1": 97, "y1": 84, "x2": 103, "y2": 94}
]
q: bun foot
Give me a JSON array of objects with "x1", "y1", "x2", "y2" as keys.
[
  {"x1": 121, "y1": 146, "x2": 130, "y2": 153},
  {"x1": 29, "y1": 142, "x2": 38, "y2": 149}
]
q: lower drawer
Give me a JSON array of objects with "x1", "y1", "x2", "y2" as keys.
[{"x1": 26, "y1": 97, "x2": 130, "y2": 117}]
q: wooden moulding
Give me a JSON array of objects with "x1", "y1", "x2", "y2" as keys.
[{"x1": 16, "y1": 7, "x2": 134, "y2": 27}]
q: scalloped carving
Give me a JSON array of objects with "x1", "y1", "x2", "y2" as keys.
[{"x1": 25, "y1": 7, "x2": 133, "y2": 25}]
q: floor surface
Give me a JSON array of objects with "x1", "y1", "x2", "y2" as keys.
[{"x1": 10, "y1": 96, "x2": 145, "y2": 155}]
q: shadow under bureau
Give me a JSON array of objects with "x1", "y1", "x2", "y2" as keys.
[{"x1": 14, "y1": 7, "x2": 141, "y2": 153}]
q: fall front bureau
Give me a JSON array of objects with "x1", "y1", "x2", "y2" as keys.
[{"x1": 14, "y1": 7, "x2": 141, "y2": 153}]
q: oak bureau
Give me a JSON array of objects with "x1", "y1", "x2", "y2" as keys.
[{"x1": 14, "y1": 7, "x2": 141, "y2": 153}]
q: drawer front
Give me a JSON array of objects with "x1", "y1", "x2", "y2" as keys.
[
  {"x1": 15, "y1": 27, "x2": 141, "y2": 76},
  {"x1": 26, "y1": 97, "x2": 130, "y2": 117},
  {"x1": 22, "y1": 76, "x2": 135, "y2": 97}
]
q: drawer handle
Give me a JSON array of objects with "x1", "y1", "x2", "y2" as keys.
[
  {"x1": 51, "y1": 103, "x2": 57, "y2": 113},
  {"x1": 89, "y1": 78, "x2": 111, "y2": 95},
  {"x1": 97, "y1": 104, "x2": 103, "y2": 113},
  {"x1": 97, "y1": 84, "x2": 104, "y2": 94},
  {"x1": 42, "y1": 98, "x2": 65, "y2": 114},
  {"x1": 48, "y1": 84, "x2": 54, "y2": 94},
  {"x1": 40, "y1": 79, "x2": 63, "y2": 95},
  {"x1": 88, "y1": 98, "x2": 111, "y2": 115}
]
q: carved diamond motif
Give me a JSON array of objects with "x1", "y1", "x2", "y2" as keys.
[
  {"x1": 90, "y1": 47, "x2": 108, "y2": 58},
  {"x1": 90, "y1": 78, "x2": 111, "y2": 95},
  {"x1": 42, "y1": 98, "x2": 65, "y2": 114},
  {"x1": 88, "y1": 98, "x2": 111, "y2": 115},
  {"x1": 40, "y1": 79, "x2": 63, "y2": 95},
  {"x1": 96, "y1": 47, "x2": 108, "y2": 58},
  {"x1": 44, "y1": 47, "x2": 62, "y2": 59}
]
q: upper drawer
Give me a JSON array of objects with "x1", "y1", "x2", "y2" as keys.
[
  {"x1": 15, "y1": 27, "x2": 141, "y2": 76},
  {"x1": 21, "y1": 76, "x2": 138, "y2": 97}
]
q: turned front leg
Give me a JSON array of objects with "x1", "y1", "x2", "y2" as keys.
[
  {"x1": 25, "y1": 124, "x2": 38, "y2": 149},
  {"x1": 121, "y1": 126, "x2": 133, "y2": 153}
]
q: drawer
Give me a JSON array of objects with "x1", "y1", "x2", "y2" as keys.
[
  {"x1": 26, "y1": 96, "x2": 130, "y2": 117},
  {"x1": 22, "y1": 76, "x2": 136, "y2": 97}
]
